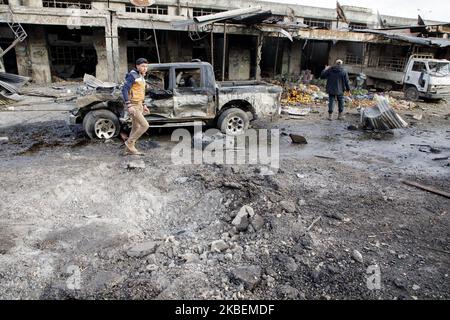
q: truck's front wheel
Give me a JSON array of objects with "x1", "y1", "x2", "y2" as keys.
[
  {"x1": 405, "y1": 86, "x2": 420, "y2": 102},
  {"x1": 83, "y1": 109, "x2": 120, "y2": 140},
  {"x1": 217, "y1": 108, "x2": 249, "y2": 135}
]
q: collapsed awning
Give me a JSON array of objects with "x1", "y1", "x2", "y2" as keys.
[
  {"x1": 355, "y1": 29, "x2": 450, "y2": 48},
  {"x1": 171, "y1": 7, "x2": 297, "y2": 42}
]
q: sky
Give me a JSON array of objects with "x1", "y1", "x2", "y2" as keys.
[{"x1": 260, "y1": 0, "x2": 450, "y2": 23}]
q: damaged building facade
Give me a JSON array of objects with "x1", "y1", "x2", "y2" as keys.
[{"x1": 1, "y1": 0, "x2": 450, "y2": 84}]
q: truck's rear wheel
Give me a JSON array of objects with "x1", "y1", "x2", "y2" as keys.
[
  {"x1": 83, "y1": 109, "x2": 120, "y2": 140},
  {"x1": 405, "y1": 86, "x2": 420, "y2": 102},
  {"x1": 217, "y1": 108, "x2": 249, "y2": 135}
]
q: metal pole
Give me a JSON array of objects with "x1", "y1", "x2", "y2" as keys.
[
  {"x1": 210, "y1": 24, "x2": 214, "y2": 69},
  {"x1": 151, "y1": 18, "x2": 161, "y2": 63},
  {"x1": 222, "y1": 21, "x2": 227, "y2": 81},
  {"x1": 273, "y1": 34, "x2": 280, "y2": 77}
]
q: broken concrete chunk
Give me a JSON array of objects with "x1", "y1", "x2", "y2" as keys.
[
  {"x1": 231, "y1": 265, "x2": 262, "y2": 290},
  {"x1": 351, "y1": 249, "x2": 364, "y2": 263},
  {"x1": 181, "y1": 252, "x2": 200, "y2": 264},
  {"x1": 231, "y1": 205, "x2": 254, "y2": 231},
  {"x1": 210, "y1": 240, "x2": 229, "y2": 252},
  {"x1": 277, "y1": 284, "x2": 300, "y2": 299},
  {"x1": 0, "y1": 137, "x2": 9, "y2": 144},
  {"x1": 280, "y1": 200, "x2": 296, "y2": 213},
  {"x1": 289, "y1": 134, "x2": 308, "y2": 144},
  {"x1": 250, "y1": 214, "x2": 265, "y2": 231},
  {"x1": 127, "y1": 241, "x2": 159, "y2": 258}
]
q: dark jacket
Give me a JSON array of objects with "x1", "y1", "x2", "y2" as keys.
[{"x1": 320, "y1": 65, "x2": 351, "y2": 95}]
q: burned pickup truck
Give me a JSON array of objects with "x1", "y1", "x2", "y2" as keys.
[{"x1": 68, "y1": 62, "x2": 282, "y2": 139}]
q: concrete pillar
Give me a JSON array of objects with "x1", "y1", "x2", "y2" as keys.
[
  {"x1": 104, "y1": 14, "x2": 120, "y2": 82},
  {"x1": 27, "y1": 26, "x2": 51, "y2": 83},
  {"x1": 93, "y1": 29, "x2": 108, "y2": 82},
  {"x1": 118, "y1": 29, "x2": 128, "y2": 81},
  {"x1": 15, "y1": 41, "x2": 31, "y2": 78},
  {"x1": 289, "y1": 40, "x2": 302, "y2": 75},
  {"x1": 255, "y1": 34, "x2": 263, "y2": 80}
]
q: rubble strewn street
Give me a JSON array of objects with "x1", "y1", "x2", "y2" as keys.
[{"x1": 0, "y1": 84, "x2": 448, "y2": 300}]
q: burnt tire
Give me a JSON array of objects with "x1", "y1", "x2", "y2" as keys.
[
  {"x1": 83, "y1": 109, "x2": 120, "y2": 140},
  {"x1": 217, "y1": 108, "x2": 249, "y2": 135},
  {"x1": 405, "y1": 86, "x2": 420, "y2": 102}
]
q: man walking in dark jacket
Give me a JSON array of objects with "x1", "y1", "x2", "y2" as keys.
[{"x1": 321, "y1": 59, "x2": 351, "y2": 120}]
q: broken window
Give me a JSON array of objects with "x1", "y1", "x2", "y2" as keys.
[
  {"x1": 412, "y1": 61, "x2": 427, "y2": 72},
  {"x1": 175, "y1": 68, "x2": 201, "y2": 88},
  {"x1": 125, "y1": 4, "x2": 168, "y2": 15},
  {"x1": 147, "y1": 69, "x2": 170, "y2": 90},
  {"x1": 349, "y1": 22, "x2": 367, "y2": 30},
  {"x1": 146, "y1": 68, "x2": 172, "y2": 99},
  {"x1": 192, "y1": 8, "x2": 225, "y2": 17},
  {"x1": 303, "y1": 18, "x2": 332, "y2": 29},
  {"x1": 43, "y1": 0, "x2": 92, "y2": 10},
  {"x1": 428, "y1": 62, "x2": 449, "y2": 75}
]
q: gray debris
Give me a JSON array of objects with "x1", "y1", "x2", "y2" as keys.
[
  {"x1": 124, "y1": 159, "x2": 146, "y2": 170},
  {"x1": 126, "y1": 241, "x2": 159, "y2": 258},
  {"x1": 278, "y1": 284, "x2": 300, "y2": 299},
  {"x1": 146, "y1": 264, "x2": 159, "y2": 271},
  {"x1": 351, "y1": 249, "x2": 364, "y2": 263},
  {"x1": 174, "y1": 176, "x2": 188, "y2": 184},
  {"x1": 210, "y1": 240, "x2": 229, "y2": 252},
  {"x1": 280, "y1": 200, "x2": 296, "y2": 213},
  {"x1": 277, "y1": 254, "x2": 298, "y2": 272},
  {"x1": 231, "y1": 265, "x2": 262, "y2": 290},
  {"x1": 0, "y1": 136, "x2": 9, "y2": 144},
  {"x1": 299, "y1": 234, "x2": 316, "y2": 250},
  {"x1": 88, "y1": 271, "x2": 125, "y2": 292},
  {"x1": 323, "y1": 212, "x2": 343, "y2": 221},
  {"x1": 232, "y1": 205, "x2": 254, "y2": 231},
  {"x1": 250, "y1": 214, "x2": 265, "y2": 231}
]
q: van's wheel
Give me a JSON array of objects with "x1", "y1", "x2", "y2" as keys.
[
  {"x1": 83, "y1": 109, "x2": 120, "y2": 140},
  {"x1": 405, "y1": 86, "x2": 420, "y2": 102},
  {"x1": 217, "y1": 108, "x2": 249, "y2": 135}
]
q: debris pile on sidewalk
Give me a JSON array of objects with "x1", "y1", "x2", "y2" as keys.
[
  {"x1": 0, "y1": 72, "x2": 30, "y2": 105},
  {"x1": 360, "y1": 95, "x2": 409, "y2": 130}
]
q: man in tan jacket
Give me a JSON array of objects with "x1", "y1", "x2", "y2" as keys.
[{"x1": 121, "y1": 58, "x2": 150, "y2": 155}]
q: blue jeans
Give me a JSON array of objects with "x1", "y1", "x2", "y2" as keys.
[{"x1": 328, "y1": 95, "x2": 345, "y2": 114}]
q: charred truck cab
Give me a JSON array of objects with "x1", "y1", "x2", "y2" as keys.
[{"x1": 68, "y1": 61, "x2": 282, "y2": 140}]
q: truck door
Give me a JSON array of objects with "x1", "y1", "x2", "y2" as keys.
[
  {"x1": 172, "y1": 67, "x2": 215, "y2": 119},
  {"x1": 406, "y1": 61, "x2": 428, "y2": 93}
]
